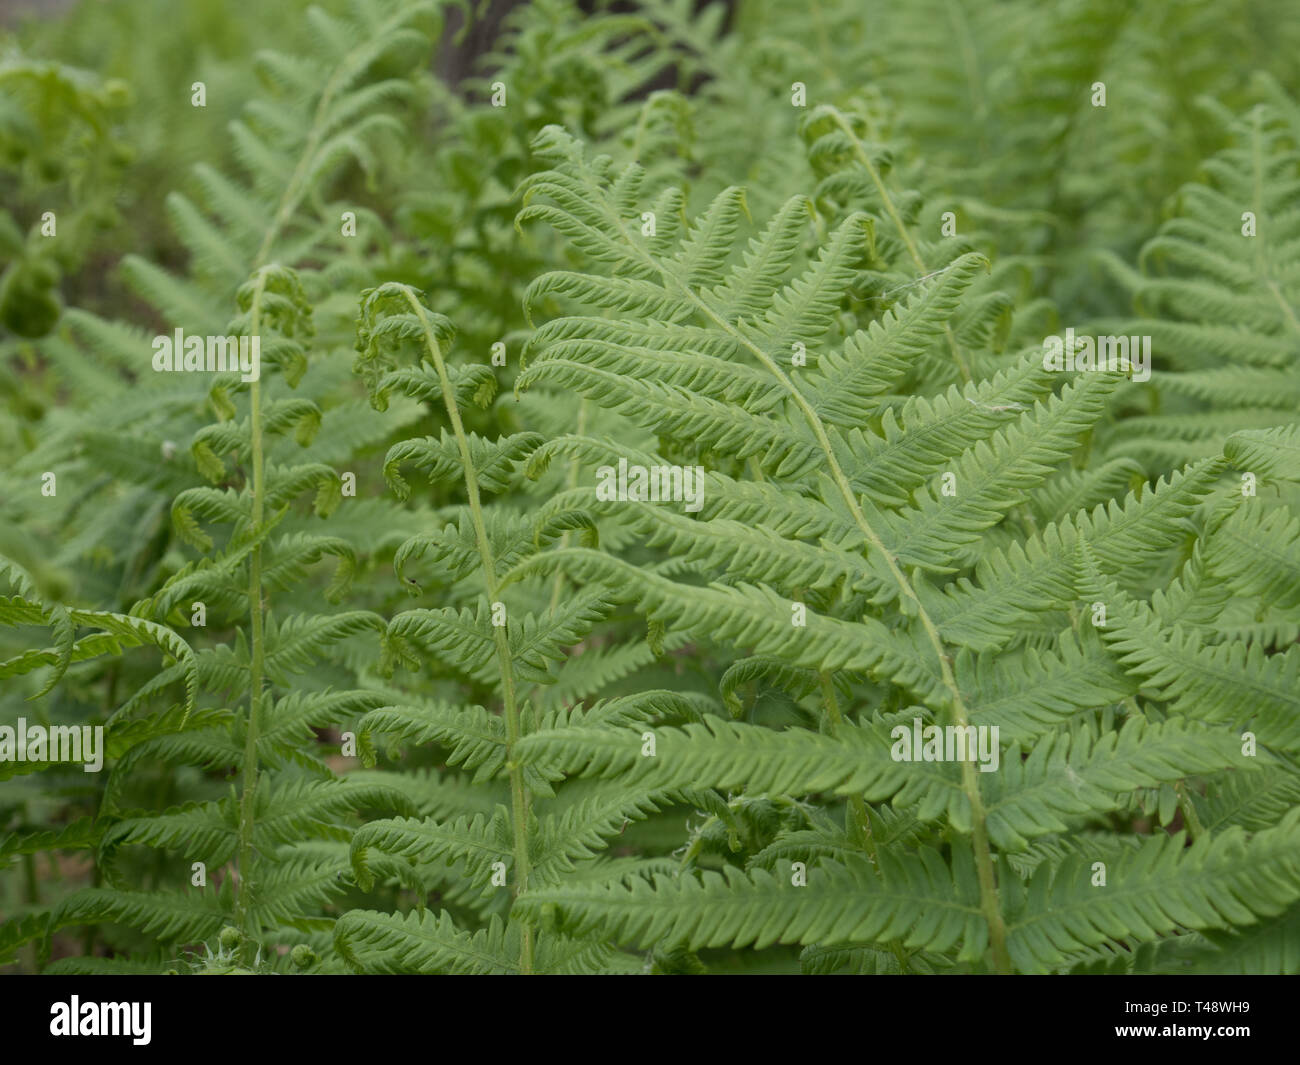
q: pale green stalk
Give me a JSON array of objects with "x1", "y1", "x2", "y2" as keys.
[
  {"x1": 233, "y1": 272, "x2": 268, "y2": 963},
  {"x1": 598, "y1": 199, "x2": 1014, "y2": 972},
  {"x1": 405, "y1": 289, "x2": 535, "y2": 975}
]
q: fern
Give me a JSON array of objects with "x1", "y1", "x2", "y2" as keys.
[
  {"x1": 5, "y1": 0, "x2": 1300, "y2": 980},
  {"x1": 499, "y1": 121, "x2": 1300, "y2": 973}
]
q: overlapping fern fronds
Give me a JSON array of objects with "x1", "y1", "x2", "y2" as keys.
[
  {"x1": 495, "y1": 124, "x2": 1300, "y2": 974},
  {"x1": 5, "y1": 0, "x2": 1300, "y2": 978}
]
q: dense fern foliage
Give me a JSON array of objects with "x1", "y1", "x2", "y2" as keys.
[{"x1": 2, "y1": 0, "x2": 1299, "y2": 976}]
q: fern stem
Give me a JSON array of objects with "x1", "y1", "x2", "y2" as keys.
[
  {"x1": 672, "y1": 260, "x2": 1011, "y2": 972},
  {"x1": 233, "y1": 270, "x2": 269, "y2": 963},
  {"x1": 231, "y1": 10, "x2": 419, "y2": 959},
  {"x1": 826, "y1": 107, "x2": 972, "y2": 383},
  {"x1": 231, "y1": 11, "x2": 421, "y2": 959},
  {"x1": 833, "y1": 112, "x2": 926, "y2": 274},
  {"x1": 403, "y1": 290, "x2": 535, "y2": 975},
  {"x1": 588, "y1": 190, "x2": 1012, "y2": 970}
]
